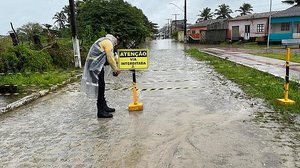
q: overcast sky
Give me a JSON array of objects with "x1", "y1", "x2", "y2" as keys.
[{"x1": 0, "y1": 0, "x2": 292, "y2": 35}]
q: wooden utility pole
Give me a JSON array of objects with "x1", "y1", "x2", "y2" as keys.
[{"x1": 69, "y1": 0, "x2": 82, "y2": 68}]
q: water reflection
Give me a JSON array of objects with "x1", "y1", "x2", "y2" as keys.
[{"x1": 148, "y1": 39, "x2": 186, "y2": 50}]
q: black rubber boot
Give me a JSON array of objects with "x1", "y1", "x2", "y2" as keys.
[
  {"x1": 104, "y1": 101, "x2": 115, "y2": 113},
  {"x1": 97, "y1": 103, "x2": 113, "y2": 118}
]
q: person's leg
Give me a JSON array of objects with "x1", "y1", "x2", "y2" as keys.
[
  {"x1": 101, "y1": 68, "x2": 115, "y2": 112},
  {"x1": 97, "y1": 68, "x2": 113, "y2": 118}
]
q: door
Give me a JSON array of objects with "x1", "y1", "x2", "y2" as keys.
[
  {"x1": 244, "y1": 25, "x2": 250, "y2": 40},
  {"x1": 232, "y1": 26, "x2": 239, "y2": 41}
]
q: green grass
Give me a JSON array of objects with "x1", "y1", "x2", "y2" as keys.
[
  {"x1": 186, "y1": 48, "x2": 300, "y2": 114},
  {"x1": 0, "y1": 70, "x2": 78, "y2": 93},
  {"x1": 220, "y1": 42, "x2": 284, "y2": 50},
  {"x1": 256, "y1": 52, "x2": 300, "y2": 63}
]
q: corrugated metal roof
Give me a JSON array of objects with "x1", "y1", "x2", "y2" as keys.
[
  {"x1": 189, "y1": 19, "x2": 225, "y2": 28},
  {"x1": 230, "y1": 11, "x2": 278, "y2": 21},
  {"x1": 272, "y1": 4, "x2": 300, "y2": 18}
]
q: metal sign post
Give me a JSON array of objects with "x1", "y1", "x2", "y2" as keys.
[
  {"x1": 118, "y1": 49, "x2": 149, "y2": 111},
  {"x1": 277, "y1": 48, "x2": 295, "y2": 105}
]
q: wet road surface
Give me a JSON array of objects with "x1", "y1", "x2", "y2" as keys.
[{"x1": 0, "y1": 39, "x2": 299, "y2": 167}]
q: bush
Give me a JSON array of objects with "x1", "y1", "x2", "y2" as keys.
[
  {"x1": 0, "y1": 49, "x2": 19, "y2": 73},
  {"x1": 47, "y1": 42, "x2": 74, "y2": 69},
  {"x1": 0, "y1": 45, "x2": 54, "y2": 73}
]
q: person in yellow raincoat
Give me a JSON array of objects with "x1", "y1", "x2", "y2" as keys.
[{"x1": 81, "y1": 34, "x2": 121, "y2": 118}]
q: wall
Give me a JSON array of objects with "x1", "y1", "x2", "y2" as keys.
[
  {"x1": 177, "y1": 31, "x2": 185, "y2": 42},
  {"x1": 270, "y1": 17, "x2": 300, "y2": 41},
  {"x1": 189, "y1": 26, "x2": 207, "y2": 40},
  {"x1": 206, "y1": 29, "x2": 227, "y2": 42},
  {"x1": 228, "y1": 18, "x2": 268, "y2": 40}
]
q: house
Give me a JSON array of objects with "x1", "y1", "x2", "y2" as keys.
[
  {"x1": 188, "y1": 19, "x2": 221, "y2": 42},
  {"x1": 228, "y1": 11, "x2": 277, "y2": 41},
  {"x1": 269, "y1": 5, "x2": 300, "y2": 42},
  {"x1": 171, "y1": 19, "x2": 185, "y2": 32},
  {"x1": 206, "y1": 19, "x2": 229, "y2": 43}
]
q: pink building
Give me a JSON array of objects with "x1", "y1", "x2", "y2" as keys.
[{"x1": 229, "y1": 12, "x2": 277, "y2": 41}]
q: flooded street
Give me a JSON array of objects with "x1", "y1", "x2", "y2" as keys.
[{"x1": 0, "y1": 39, "x2": 299, "y2": 167}]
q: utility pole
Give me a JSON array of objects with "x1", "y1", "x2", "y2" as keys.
[
  {"x1": 166, "y1": 19, "x2": 172, "y2": 38},
  {"x1": 69, "y1": 0, "x2": 82, "y2": 68},
  {"x1": 172, "y1": 14, "x2": 180, "y2": 32},
  {"x1": 267, "y1": 0, "x2": 272, "y2": 52},
  {"x1": 184, "y1": 0, "x2": 187, "y2": 43}
]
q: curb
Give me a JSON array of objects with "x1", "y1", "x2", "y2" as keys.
[{"x1": 0, "y1": 74, "x2": 82, "y2": 115}]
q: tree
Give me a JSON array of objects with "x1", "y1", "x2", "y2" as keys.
[
  {"x1": 199, "y1": 7, "x2": 213, "y2": 20},
  {"x1": 236, "y1": 3, "x2": 253, "y2": 16},
  {"x1": 282, "y1": 0, "x2": 300, "y2": 5},
  {"x1": 17, "y1": 22, "x2": 43, "y2": 45},
  {"x1": 215, "y1": 4, "x2": 233, "y2": 19},
  {"x1": 77, "y1": 0, "x2": 157, "y2": 46},
  {"x1": 53, "y1": 11, "x2": 67, "y2": 29}
]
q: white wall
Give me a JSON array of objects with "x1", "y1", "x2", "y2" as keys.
[{"x1": 229, "y1": 18, "x2": 268, "y2": 39}]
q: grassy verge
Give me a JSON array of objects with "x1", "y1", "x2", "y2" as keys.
[
  {"x1": 255, "y1": 52, "x2": 300, "y2": 63},
  {"x1": 0, "y1": 70, "x2": 78, "y2": 93},
  {"x1": 220, "y1": 42, "x2": 284, "y2": 50},
  {"x1": 186, "y1": 48, "x2": 300, "y2": 114}
]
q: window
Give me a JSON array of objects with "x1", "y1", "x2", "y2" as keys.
[
  {"x1": 192, "y1": 30, "x2": 196, "y2": 34},
  {"x1": 281, "y1": 23, "x2": 290, "y2": 31},
  {"x1": 257, "y1": 24, "x2": 264, "y2": 33}
]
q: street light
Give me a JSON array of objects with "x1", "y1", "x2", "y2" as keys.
[
  {"x1": 267, "y1": 0, "x2": 273, "y2": 51},
  {"x1": 169, "y1": 3, "x2": 184, "y2": 12}
]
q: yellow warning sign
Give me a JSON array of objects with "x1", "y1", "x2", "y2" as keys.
[{"x1": 117, "y1": 49, "x2": 149, "y2": 70}]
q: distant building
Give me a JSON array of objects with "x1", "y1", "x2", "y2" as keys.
[
  {"x1": 188, "y1": 19, "x2": 224, "y2": 42},
  {"x1": 228, "y1": 11, "x2": 277, "y2": 41},
  {"x1": 171, "y1": 19, "x2": 186, "y2": 32},
  {"x1": 269, "y1": 5, "x2": 300, "y2": 42},
  {"x1": 206, "y1": 19, "x2": 229, "y2": 43}
]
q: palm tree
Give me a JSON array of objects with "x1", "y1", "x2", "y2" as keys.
[
  {"x1": 282, "y1": 0, "x2": 300, "y2": 5},
  {"x1": 236, "y1": 3, "x2": 253, "y2": 16},
  {"x1": 199, "y1": 7, "x2": 213, "y2": 20},
  {"x1": 53, "y1": 11, "x2": 67, "y2": 29},
  {"x1": 215, "y1": 4, "x2": 233, "y2": 19}
]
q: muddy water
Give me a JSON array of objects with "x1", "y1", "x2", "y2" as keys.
[{"x1": 0, "y1": 39, "x2": 299, "y2": 167}]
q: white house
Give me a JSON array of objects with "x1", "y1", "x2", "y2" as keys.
[{"x1": 228, "y1": 11, "x2": 277, "y2": 41}]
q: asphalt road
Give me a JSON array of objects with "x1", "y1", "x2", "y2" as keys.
[{"x1": 0, "y1": 39, "x2": 299, "y2": 168}]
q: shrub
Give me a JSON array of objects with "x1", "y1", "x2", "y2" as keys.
[
  {"x1": 0, "y1": 49, "x2": 19, "y2": 73},
  {"x1": 47, "y1": 42, "x2": 74, "y2": 69},
  {"x1": 0, "y1": 45, "x2": 54, "y2": 73}
]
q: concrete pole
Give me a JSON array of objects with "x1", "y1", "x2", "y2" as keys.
[
  {"x1": 267, "y1": 0, "x2": 272, "y2": 51},
  {"x1": 184, "y1": 0, "x2": 187, "y2": 43},
  {"x1": 69, "y1": 0, "x2": 82, "y2": 68}
]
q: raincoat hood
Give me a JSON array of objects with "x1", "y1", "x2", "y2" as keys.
[{"x1": 106, "y1": 34, "x2": 118, "y2": 46}]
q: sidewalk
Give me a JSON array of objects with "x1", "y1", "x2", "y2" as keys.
[{"x1": 201, "y1": 48, "x2": 300, "y2": 83}]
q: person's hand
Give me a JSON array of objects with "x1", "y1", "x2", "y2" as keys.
[{"x1": 113, "y1": 70, "x2": 121, "y2": 77}]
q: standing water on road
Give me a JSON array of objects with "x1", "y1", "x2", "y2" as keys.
[{"x1": 0, "y1": 39, "x2": 299, "y2": 167}]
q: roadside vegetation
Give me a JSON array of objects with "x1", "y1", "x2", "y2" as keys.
[
  {"x1": 0, "y1": 0, "x2": 158, "y2": 94},
  {"x1": 0, "y1": 71, "x2": 76, "y2": 94},
  {"x1": 186, "y1": 49, "x2": 300, "y2": 114},
  {"x1": 256, "y1": 52, "x2": 300, "y2": 63}
]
